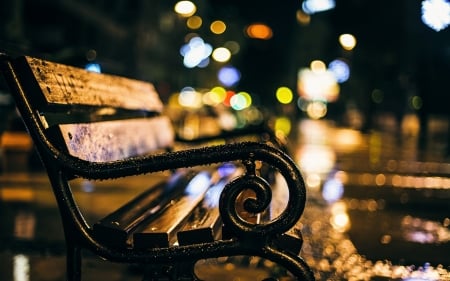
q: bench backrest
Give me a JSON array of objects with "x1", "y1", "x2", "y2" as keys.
[
  {"x1": 1, "y1": 54, "x2": 315, "y2": 281},
  {"x1": 4, "y1": 56, "x2": 174, "y2": 162}
]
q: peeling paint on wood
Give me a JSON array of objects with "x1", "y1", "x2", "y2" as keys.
[{"x1": 58, "y1": 116, "x2": 174, "y2": 162}]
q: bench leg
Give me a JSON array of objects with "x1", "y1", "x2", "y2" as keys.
[{"x1": 66, "y1": 245, "x2": 82, "y2": 281}]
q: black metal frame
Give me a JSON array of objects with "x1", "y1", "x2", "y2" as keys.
[{"x1": 1, "y1": 54, "x2": 314, "y2": 281}]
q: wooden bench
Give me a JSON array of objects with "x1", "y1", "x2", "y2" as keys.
[{"x1": 0, "y1": 54, "x2": 314, "y2": 281}]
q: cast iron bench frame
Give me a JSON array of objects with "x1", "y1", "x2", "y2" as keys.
[{"x1": 1, "y1": 54, "x2": 314, "y2": 281}]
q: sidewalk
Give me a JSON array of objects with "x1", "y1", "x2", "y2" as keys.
[{"x1": 1, "y1": 119, "x2": 449, "y2": 280}]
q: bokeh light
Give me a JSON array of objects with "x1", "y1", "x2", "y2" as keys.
[
  {"x1": 85, "y1": 63, "x2": 101, "y2": 73},
  {"x1": 178, "y1": 86, "x2": 203, "y2": 108},
  {"x1": 339, "y1": 33, "x2": 357, "y2": 51},
  {"x1": 296, "y1": 10, "x2": 311, "y2": 25},
  {"x1": 217, "y1": 66, "x2": 241, "y2": 87},
  {"x1": 180, "y1": 36, "x2": 212, "y2": 68},
  {"x1": 421, "y1": 0, "x2": 450, "y2": 31},
  {"x1": 210, "y1": 86, "x2": 227, "y2": 101},
  {"x1": 297, "y1": 67, "x2": 340, "y2": 102},
  {"x1": 174, "y1": 1, "x2": 196, "y2": 17},
  {"x1": 276, "y1": 87, "x2": 294, "y2": 104},
  {"x1": 210, "y1": 20, "x2": 226, "y2": 34},
  {"x1": 230, "y1": 91, "x2": 252, "y2": 110},
  {"x1": 306, "y1": 100, "x2": 328, "y2": 119},
  {"x1": 322, "y1": 177, "x2": 344, "y2": 203},
  {"x1": 302, "y1": 0, "x2": 336, "y2": 14},
  {"x1": 203, "y1": 90, "x2": 222, "y2": 106},
  {"x1": 310, "y1": 60, "x2": 327, "y2": 72},
  {"x1": 296, "y1": 144, "x2": 336, "y2": 175},
  {"x1": 186, "y1": 16, "x2": 202, "y2": 29},
  {"x1": 330, "y1": 202, "x2": 350, "y2": 232},
  {"x1": 197, "y1": 57, "x2": 210, "y2": 68},
  {"x1": 328, "y1": 59, "x2": 350, "y2": 83},
  {"x1": 212, "y1": 47, "x2": 231, "y2": 62},
  {"x1": 274, "y1": 116, "x2": 292, "y2": 137},
  {"x1": 223, "y1": 90, "x2": 235, "y2": 107},
  {"x1": 246, "y1": 23, "x2": 273, "y2": 40}
]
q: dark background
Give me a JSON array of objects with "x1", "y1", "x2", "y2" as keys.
[{"x1": 1, "y1": 0, "x2": 449, "y2": 132}]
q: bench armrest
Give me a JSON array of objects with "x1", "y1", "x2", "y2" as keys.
[{"x1": 54, "y1": 141, "x2": 306, "y2": 238}]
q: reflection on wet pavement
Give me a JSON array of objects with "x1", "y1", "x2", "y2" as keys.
[
  {"x1": 1, "y1": 119, "x2": 449, "y2": 280},
  {"x1": 293, "y1": 120, "x2": 450, "y2": 281}
]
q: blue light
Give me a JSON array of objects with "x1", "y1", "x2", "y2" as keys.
[
  {"x1": 322, "y1": 177, "x2": 344, "y2": 203},
  {"x1": 185, "y1": 171, "x2": 211, "y2": 195},
  {"x1": 218, "y1": 66, "x2": 241, "y2": 87},
  {"x1": 85, "y1": 63, "x2": 101, "y2": 73},
  {"x1": 217, "y1": 163, "x2": 237, "y2": 178},
  {"x1": 204, "y1": 179, "x2": 227, "y2": 208},
  {"x1": 197, "y1": 57, "x2": 210, "y2": 68},
  {"x1": 180, "y1": 36, "x2": 213, "y2": 68},
  {"x1": 302, "y1": 0, "x2": 335, "y2": 14},
  {"x1": 328, "y1": 59, "x2": 350, "y2": 83}
]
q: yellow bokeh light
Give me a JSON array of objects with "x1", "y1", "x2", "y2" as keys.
[
  {"x1": 186, "y1": 16, "x2": 202, "y2": 29},
  {"x1": 246, "y1": 23, "x2": 273, "y2": 40},
  {"x1": 276, "y1": 87, "x2": 293, "y2": 104},
  {"x1": 210, "y1": 20, "x2": 226, "y2": 34},
  {"x1": 203, "y1": 91, "x2": 222, "y2": 106},
  {"x1": 210, "y1": 86, "x2": 227, "y2": 102},
  {"x1": 212, "y1": 47, "x2": 231, "y2": 62},
  {"x1": 274, "y1": 116, "x2": 292, "y2": 136},
  {"x1": 330, "y1": 212, "x2": 350, "y2": 233},
  {"x1": 296, "y1": 144, "x2": 336, "y2": 175},
  {"x1": 238, "y1": 91, "x2": 252, "y2": 106},
  {"x1": 230, "y1": 91, "x2": 252, "y2": 110},
  {"x1": 174, "y1": 1, "x2": 196, "y2": 17},
  {"x1": 339, "y1": 33, "x2": 357, "y2": 51}
]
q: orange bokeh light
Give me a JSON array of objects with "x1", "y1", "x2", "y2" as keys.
[{"x1": 246, "y1": 23, "x2": 273, "y2": 40}]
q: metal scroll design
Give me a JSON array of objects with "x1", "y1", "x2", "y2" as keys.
[{"x1": 219, "y1": 155, "x2": 305, "y2": 239}]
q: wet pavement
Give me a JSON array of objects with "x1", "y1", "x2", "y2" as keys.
[{"x1": 1, "y1": 119, "x2": 449, "y2": 280}]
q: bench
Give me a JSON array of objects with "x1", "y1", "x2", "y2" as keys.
[{"x1": 0, "y1": 54, "x2": 314, "y2": 281}]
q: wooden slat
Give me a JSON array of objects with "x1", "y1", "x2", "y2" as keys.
[
  {"x1": 93, "y1": 170, "x2": 196, "y2": 247},
  {"x1": 52, "y1": 116, "x2": 174, "y2": 162},
  {"x1": 177, "y1": 189, "x2": 222, "y2": 245},
  {"x1": 133, "y1": 171, "x2": 214, "y2": 249},
  {"x1": 15, "y1": 56, "x2": 163, "y2": 112},
  {"x1": 177, "y1": 165, "x2": 242, "y2": 245}
]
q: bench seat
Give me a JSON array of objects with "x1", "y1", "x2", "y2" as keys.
[{"x1": 1, "y1": 54, "x2": 314, "y2": 281}]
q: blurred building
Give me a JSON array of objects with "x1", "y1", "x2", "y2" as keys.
[{"x1": 1, "y1": 0, "x2": 449, "y2": 143}]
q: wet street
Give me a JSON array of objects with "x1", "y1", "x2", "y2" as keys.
[{"x1": 1, "y1": 119, "x2": 449, "y2": 280}]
